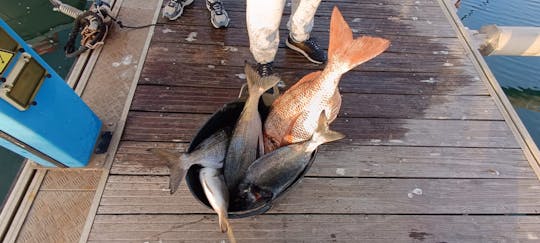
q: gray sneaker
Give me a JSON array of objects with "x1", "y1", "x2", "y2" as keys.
[
  {"x1": 163, "y1": 0, "x2": 194, "y2": 21},
  {"x1": 206, "y1": 0, "x2": 230, "y2": 28}
]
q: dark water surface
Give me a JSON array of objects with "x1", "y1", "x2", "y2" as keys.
[{"x1": 458, "y1": 0, "x2": 540, "y2": 145}]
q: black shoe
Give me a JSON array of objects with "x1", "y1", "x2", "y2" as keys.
[
  {"x1": 286, "y1": 35, "x2": 327, "y2": 64},
  {"x1": 256, "y1": 62, "x2": 274, "y2": 77}
]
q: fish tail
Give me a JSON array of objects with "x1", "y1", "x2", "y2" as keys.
[
  {"x1": 148, "y1": 148, "x2": 187, "y2": 194},
  {"x1": 327, "y1": 6, "x2": 390, "y2": 73},
  {"x1": 218, "y1": 211, "x2": 228, "y2": 233},
  {"x1": 169, "y1": 154, "x2": 188, "y2": 194},
  {"x1": 244, "y1": 63, "x2": 280, "y2": 96},
  {"x1": 311, "y1": 111, "x2": 345, "y2": 148},
  {"x1": 225, "y1": 220, "x2": 237, "y2": 243},
  {"x1": 219, "y1": 212, "x2": 237, "y2": 243}
]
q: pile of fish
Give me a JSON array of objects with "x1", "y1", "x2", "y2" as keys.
[{"x1": 150, "y1": 6, "x2": 389, "y2": 243}]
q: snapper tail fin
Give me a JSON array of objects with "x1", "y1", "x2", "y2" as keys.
[{"x1": 328, "y1": 6, "x2": 390, "y2": 73}]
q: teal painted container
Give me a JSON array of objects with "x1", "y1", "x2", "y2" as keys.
[{"x1": 0, "y1": 18, "x2": 102, "y2": 167}]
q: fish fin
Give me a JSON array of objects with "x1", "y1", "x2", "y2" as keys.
[
  {"x1": 195, "y1": 130, "x2": 227, "y2": 169},
  {"x1": 244, "y1": 63, "x2": 281, "y2": 96},
  {"x1": 281, "y1": 113, "x2": 303, "y2": 146},
  {"x1": 263, "y1": 132, "x2": 281, "y2": 154},
  {"x1": 147, "y1": 148, "x2": 181, "y2": 164},
  {"x1": 218, "y1": 211, "x2": 229, "y2": 233},
  {"x1": 147, "y1": 148, "x2": 186, "y2": 194},
  {"x1": 328, "y1": 6, "x2": 390, "y2": 72},
  {"x1": 312, "y1": 111, "x2": 345, "y2": 146},
  {"x1": 224, "y1": 219, "x2": 237, "y2": 243},
  {"x1": 327, "y1": 90, "x2": 342, "y2": 123},
  {"x1": 328, "y1": 6, "x2": 353, "y2": 62},
  {"x1": 169, "y1": 154, "x2": 188, "y2": 195}
]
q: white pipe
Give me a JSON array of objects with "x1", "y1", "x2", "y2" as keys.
[{"x1": 471, "y1": 25, "x2": 540, "y2": 56}]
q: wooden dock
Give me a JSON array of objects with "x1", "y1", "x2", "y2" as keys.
[{"x1": 3, "y1": 0, "x2": 540, "y2": 242}]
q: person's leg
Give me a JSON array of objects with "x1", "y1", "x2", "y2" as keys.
[
  {"x1": 286, "y1": 0, "x2": 326, "y2": 64},
  {"x1": 287, "y1": 0, "x2": 320, "y2": 42},
  {"x1": 246, "y1": 0, "x2": 286, "y2": 75}
]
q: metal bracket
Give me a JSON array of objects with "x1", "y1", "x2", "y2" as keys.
[{"x1": 94, "y1": 131, "x2": 112, "y2": 154}]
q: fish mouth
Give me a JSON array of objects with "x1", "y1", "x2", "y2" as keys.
[
  {"x1": 230, "y1": 183, "x2": 273, "y2": 211},
  {"x1": 249, "y1": 185, "x2": 273, "y2": 201}
]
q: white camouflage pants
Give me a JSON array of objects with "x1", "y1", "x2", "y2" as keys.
[{"x1": 246, "y1": 0, "x2": 322, "y2": 64}]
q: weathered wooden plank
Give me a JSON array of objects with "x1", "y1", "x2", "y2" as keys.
[
  {"x1": 159, "y1": 0, "x2": 442, "y2": 10},
  {"x1": 131, "y1": 86, "x2": 239, "y2": 113},
  {"x1": 110, "y1": 141, "x2": 185, "y2": 175},
  {"x1": 157, "y1": 5, "x2": 456, "y2": 37},
  {"x1": 215, "y1": 1, "x2": 445, "y2": 15},
  {"x1": 339, "y1": 93, "x2": 503, "y2": 119},
  {"x1": 88, "y1": 0, "x2": 540, "y2": 241},
  {"x1": 153, "y1": 25, "x2": 466, "y2": 56},
  {"x1": 158, "y1": 2, "x2": 447, "y2": 23},
  {"x1": 111, "y1": 141, "x2": 534, "y2": 178},
  {"x1": 122, "y1": 112, "x2": 207, "y2": 142},
  {"x1": 131, "y1": 85, "x2": 502, "y2": 120},
  {"x1": 98, "y1": 176, "x2": 540, "y2": 214},
  {"x1": 331, "y1": 118, "x2": 519, "y2": 148},
  {"x1": 140, "y1": 63, "x2": 488, "y2": 95},
  {"x1": 123, "y1": 112, "x2": 519, "y2": 148},
  {"x1": 88, "y1": 214, "x2": 540, "y2": 242},
  {"x1": 187, "y1": 11, "x2": 454, "y2": 37},
  {"x1": 144, "y1": 42, "x2": 474, "y2": 73},
  {"x1": 114, "y1": 139, "x2": 528, "y2": 180}
]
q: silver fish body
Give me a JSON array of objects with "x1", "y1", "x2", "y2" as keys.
[
  {"x1": 199, "y1": 167, "x2": 237, "y2": 243},
  {"x1": 241, "y1": 143, "x2": 312, "y2": 200},
  {"x1": 149, "y1": 129, "x2": 230, "y2": 194},
  {"x1": 224, "y1": 64, "x2": 280, "y2": 192},
  {"x1": 200, "y1": 167, "x2": 230, "y2": 232},
  {"x1": 240, "y1": 111, "x2": 345, "y2": 203}
]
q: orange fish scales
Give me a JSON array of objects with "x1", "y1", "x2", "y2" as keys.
[{"x1": 263, "y1": 6, "x2": 390, "y2": 153}]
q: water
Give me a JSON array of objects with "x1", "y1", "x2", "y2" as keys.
[
  {"x1": 0, "y1": 147, "x2": 24, "y2": 207},
  {"x1": 0, "y1": 0, "x2": 86, "y2": 205},
  {"x1": 457, "y1": 0, "x2": 540, "y2": 145}
]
